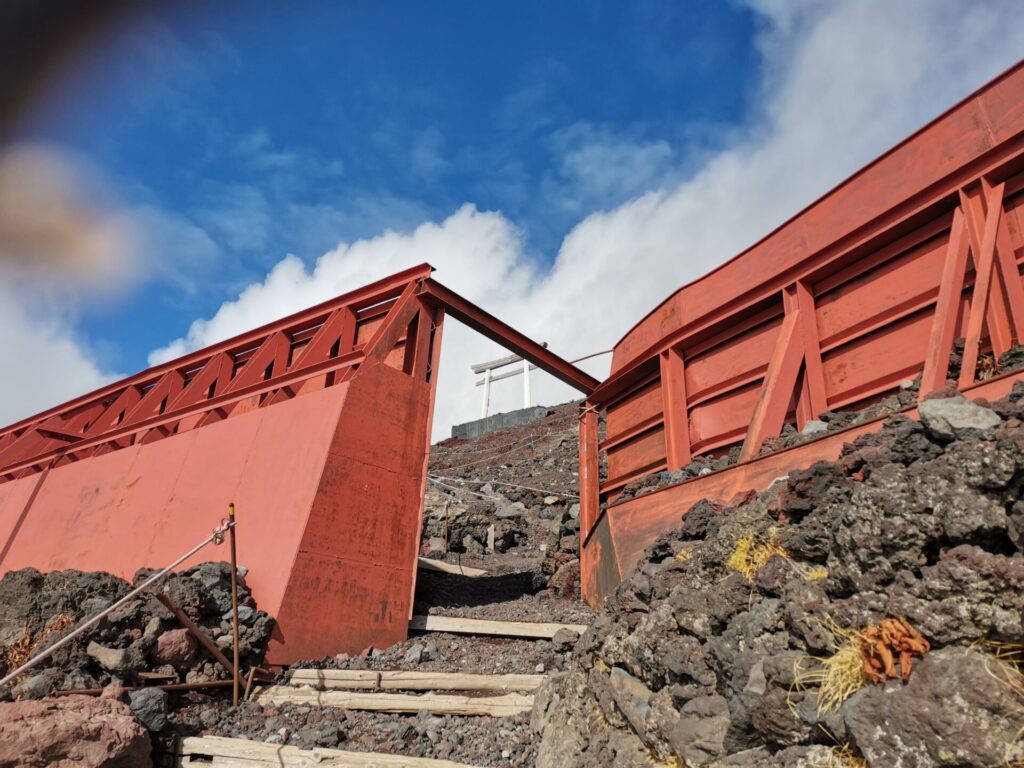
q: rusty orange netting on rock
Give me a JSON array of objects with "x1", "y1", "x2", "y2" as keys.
[{"x1": 858, "y1": 618, "x2": 930, "y2": 683}]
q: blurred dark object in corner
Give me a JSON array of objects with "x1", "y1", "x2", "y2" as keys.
[{"x1": 0, "y1": 0, "x2": 134, "y2": 140}]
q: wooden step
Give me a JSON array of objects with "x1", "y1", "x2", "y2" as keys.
[
  {"x1": 179, "y1": 734, "x2": 484, "y2": 767},
  {"x1": 253, "y1": 685, "x2": 533, "y2": 717},
  {"x1": 286, "y1": 669, "x2": 544, "y2": 692},
  {"x1": 409, "y1": 614, "x2": 587, "y2": 639},
  {"x1": 417, "y1": 557, "x2": 488, "y2": 577}
]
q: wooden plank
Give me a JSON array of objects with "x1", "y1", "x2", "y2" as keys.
[
  {"x1": 286, "y1": 669, "x2": 544, "y2": 692},
  {"x1": 253, "y1": 685, "x2": 533, "y2": 716},
  {"x1": 409, "y1": 614, "x2": 587, "y2": 639},
  {"x1": 179, "y1": 734, "x2": 483, "y2": 767},
  {"x1": 417, "y1": 557, "x2": 487, "y2": 577}
]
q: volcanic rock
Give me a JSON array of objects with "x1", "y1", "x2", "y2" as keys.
[{"x1": 0, "y1": 695, "x2": 151, "y2": 767}]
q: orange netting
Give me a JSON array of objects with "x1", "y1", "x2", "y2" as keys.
[{"x1": 858, "y1": 617, "x2": 929, "y2": 683}]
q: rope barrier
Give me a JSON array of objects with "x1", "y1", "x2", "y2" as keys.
[
  {"x1": 0, "y1": 519, "x2": 233, "y2": 688},
  {"x1": 428, "y1": 473, "x2": 579, "y2": 500},
  {"x1": 427, "y1": 476, "x2": 499, "y2": 500}
]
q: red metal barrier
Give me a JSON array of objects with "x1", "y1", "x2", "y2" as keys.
[
  {"x1": 581, "y1": 59, "x2": 1024, "y2": 606},
  {"x1": 0, "y1": 265, "x2": 595, "y2": 664}
]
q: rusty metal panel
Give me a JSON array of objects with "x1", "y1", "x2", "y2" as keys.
[
  {"x1": 583, "y1": 62, "x2": 1024, "y2": 605},
  {"x1": 582, "y1": 369, "x2": 1024, "y2": 606},
  {"x1": 605, "y1": 424, "x2": 666, "y2": 483},
  {"x1": 605, "y1": 377, "x2": 662, "y2": 441},
  {"x1": 611, "y1": 62, "x2": 1024, "y2": 375},
  {"x1": 0, "y1": 264, "x2": 596, "y2": 664}
]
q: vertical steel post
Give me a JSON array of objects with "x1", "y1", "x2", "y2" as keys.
[{"x1": 228, "y1": 502, "x2": 240, "y2": 706}]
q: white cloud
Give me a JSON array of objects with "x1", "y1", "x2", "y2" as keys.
[
  {"x1": 0, "y1": 291, "x2": 117, "y2": 426},
  {"x1": 542, "y1": 123, "x2": 675, "y2": 216},
  {"x1": 149, "y1": 1, "x2": 1024, "y2": 442}
]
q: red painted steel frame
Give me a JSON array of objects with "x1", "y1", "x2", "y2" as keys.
[
  {"x1": 0, "y1": 266, "x2": 593, "y2": 663},
  {"x1": 581, "y1": 59, "x2": 1024, "y2": 606}
]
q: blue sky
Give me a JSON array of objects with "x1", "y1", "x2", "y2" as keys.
[
  {"x1": 20, "y1": 1, "x2": 759, "y2": 374},
  {"x1": 4, "y1": 1, "x2": 1024, "y2": 437}
]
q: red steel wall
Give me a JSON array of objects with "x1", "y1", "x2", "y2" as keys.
[
  {"x1": 0, "y1": 265, "x2": 443, "y2": 664},
  {"x1": 581, "y1": 60, "x2": 1024, "y2": 606}
]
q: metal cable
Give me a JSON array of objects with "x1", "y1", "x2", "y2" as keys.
[
  {"x1": 0, "y1": 520, "x2": 232, "y2": 688},
  {"x1": 428, "y1": 473, "x2": 579, "y2": 500},
  {"x1": 427, "y1": 476, "x2": 499, "y2": 500}
]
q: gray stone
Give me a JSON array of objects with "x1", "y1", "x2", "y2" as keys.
[
  {"x1": 918, "y1": 395, "x2": 1001, "y2": 440},
  {"x1": 221, "y1": 605, "x2": 254, "y2": 623},
  {"x1": 567, "y1": 503, "x2": 580, "y2": 520},
  {"x1": 128, "y1": 687, "x2": 168, "y2": 732},
  {"x1": 530, "y1": 674, "x2": 565, "y2": 735},
  {"x1": 800, "y1": 419, "x2": 828, "y2": 436},
  {"x1": 843, "y1": 649, "x2": 1024, "y2": 767},
  {"x1": 667, "y1": 694, "x2": 731, "y2": 766},
  {"x1": 424, "y1": 536, "x2": 448, "y2": 556},
  {"x1": 607, "y1": 667, "x2": 652, "y2": 736},
  {"x1": 191, "y1": 562, "x2": 226, "y2": 590},
  {"x1": 80, "y1": 597, "x2": 112, "y2": 617},
  {"x1": 422, "y1": 640, "x2": 438, "y2": 661},
  {"x1": 404, "y1": 643, "x2": 425, "y2": 664},
  {"x1": 87, "y1": 641, "x2": 143, "y2": 675},
  {"x1": 11, "y1": 669, "x2": 61, "y2": 700},
  {"x1": 551, "y1": 627, "x2": 579, "y2": 653}
]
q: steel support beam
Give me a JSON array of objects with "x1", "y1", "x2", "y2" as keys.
[
  {"x1": 418, "y1": 279, "x2": 599, "y2": 394},
  {"x1": 659, "y1": 347, "x2": 691, "y2": 471}
]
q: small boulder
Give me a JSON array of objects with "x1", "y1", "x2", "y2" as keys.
[
  {"x1": 551, "y1": 628, "x2": 579, "y2": 653},
  {"x1": 403, "y1": 643, "x2": 425, "y2": 665},
  {"x1": 843, "y1": 648, "x2": 1024, "y2": 766},
  {"x1": 152, "y1": 628, "x2": 197, "y2": 669},
  {"x1": 87, "y1": 641, "x2": 143, "y2": 676},
  {"x1": 666, "y1": 694, "x2": 731, "y2": 766},
  {"x1": 10, "y1": 669, "x2": 61, "y2": 701},
  {"x1": 800, "y1": 419, "x2": 828, "y2": 436},
  {"x1": 548, "y1": 559, "x2": 580, "y2": 598},
  {"x1": 128, "y1": 687, "x2": 168, "y2": 732},
  {"x1": 0, "y1": 694, "x2": 151, "y2": 767},
  {"x1": 918, "y1": 396, "x2": 1000, "y2": 440}
]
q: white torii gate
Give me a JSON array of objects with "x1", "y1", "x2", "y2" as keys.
[{"x1": 472, "y1": 344, "x2": 547, "y2": 418}]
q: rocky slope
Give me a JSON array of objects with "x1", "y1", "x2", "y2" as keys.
[
  {"x1": 535, "y1": 390, "x2": 1024, "y2": 767},
  {"x1": 0, "y1": 562, "x2": 272, "y2": 698}
]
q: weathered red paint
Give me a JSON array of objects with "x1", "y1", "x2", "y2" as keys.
[
  {"x1": 0, "y1": 265, "x2": 593, "y2": 664},
  {"x1": 582, "y1": 59, "x2": 1024, "y2": 606}
]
